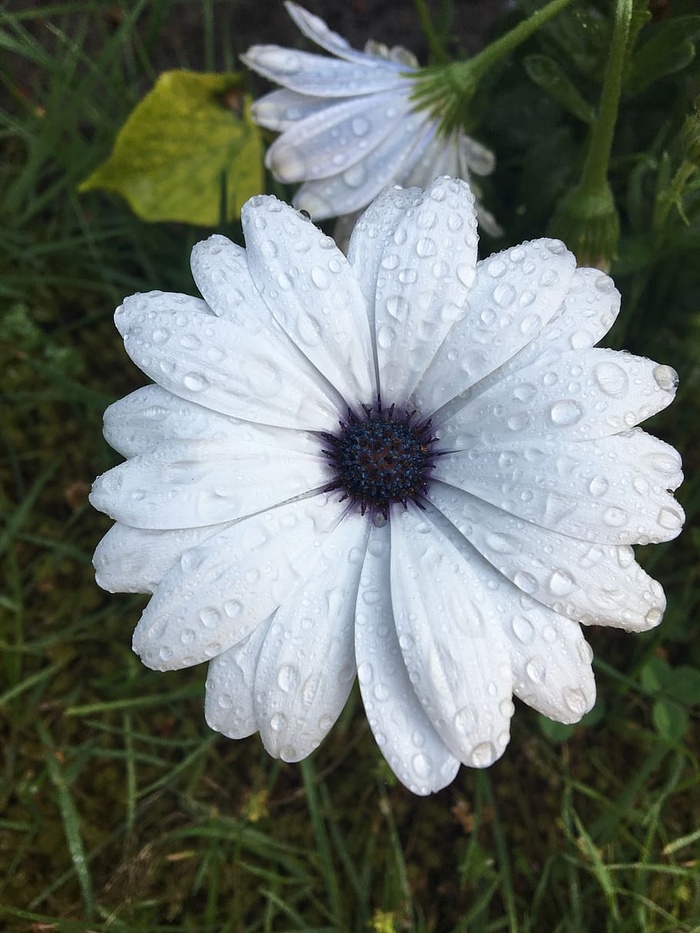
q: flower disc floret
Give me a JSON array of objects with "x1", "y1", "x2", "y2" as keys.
[{"x1": 323, "y1": 403, "x2": 436, "y2": 517}]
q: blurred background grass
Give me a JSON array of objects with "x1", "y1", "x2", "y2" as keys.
[{"x1": 1, "y1": 1, "x2": 699, "y2": 930}]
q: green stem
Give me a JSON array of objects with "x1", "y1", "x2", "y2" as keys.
[
  {"x1": 578, "y1": 0, "x2": 633, "y2": 196},
  {"x1": 413, "y1": 0, "x2": 449, "y2": 64},
  {"x1": 455, "y1": 0, "x2": 580, "y2": 84}
]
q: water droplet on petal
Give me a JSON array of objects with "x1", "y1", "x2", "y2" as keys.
[
  {"x1": 549, "y1": 570, "x2": 576, "y2": 596},
  {"x1": 594, "y1": 361, "x2": 629, "y2": 397},
  {"x1": 270, "y1": 712, "x2": 287, "y2": 732},
  {"x1": 183, "y1": 372, "x2": 209, "y2": 392},
  {"x1": 550, "y1": 399, "x2": 583, "y2": 426},
  {"x1": 525, "y1": 656, "x2": 546, "y2": 684},
  {"x1": 652, "y1": 365, "x2": 678, "y2": 391},
  {"x1": 512, "y1": 615, "x2": 535, "y2": 644},
  {"x1": 470, "y1": 741, "x2": 497, "y2": 767}
]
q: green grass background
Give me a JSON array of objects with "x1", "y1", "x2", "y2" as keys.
[{"x1": 1, "y1": 1, "x2": 699, "y2": 930}]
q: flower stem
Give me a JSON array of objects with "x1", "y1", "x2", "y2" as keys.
[
  {"x1": 464, "y1": 0, "x2": 581, "y2": 84},
  {"x1": 577, "y1": 0, "x2": 633, "y2": 198},
  {"x1": 413, "y1": 0, "x2": 449, "y2": 64}
]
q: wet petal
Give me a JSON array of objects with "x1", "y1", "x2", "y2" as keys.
[
  {"x1": 284, "y1": 1, "x2": 401, "y2": 68},
  {"x1": 434, "y1": 432, "x2": 684, "y2": 546},
  {"x1": 373, "y1": 177, "x2": 479, "y2": 404},
  {"x1": 355, "y1": 522, "x2": 459, "y2": 794},
  {"x1": 252, "y1": 88, "x2": 331, "y2": 132},
  {"x1": 90, "y1": 437, "x2": 329, "y2": 529},
  {"x1": 241, "y1": 45, "x2": 407, "y2": 97},
  {"x1": 254, "y1": 511, "x2": 368, "y2": 760},
  {"x1": 428, "y1": 483, "x2": 667, "y2": 630},
  {"x1": 416, "y1": 239, "x2": 576, "y2": 417},
  {"x1": 115, "y1": 290, "x2": 341, "y2": 431},
  {"x1": 93, "y1": 521, "x2": 234, "y2": 594},
  {"x1": 205, "y1": 622, "x2": 269, "y2": 739},
  {"x1": 439, "y1": 348, "x2": 678, "y2": 443},
  {"x1": 243, "y1": 195, "x2": 376, "y2": 403},
  {"x1": 264, "y1": 90, "x2": 411, "y2": 183},
  {"x1": 390, "y1": 504, "x2": 513, "y2": 767},
  {"x1": 131, "y1": 493, "x2": 346, "y2": 671},
  {"x1": 292, "y1": 106, "x2": 432, "y2": 220}
]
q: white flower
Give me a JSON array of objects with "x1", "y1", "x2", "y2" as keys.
[
  {"x1": 242, "y1": 2, "x2": 499, "y2": 234},
  {"x1": 91, "y1": 176, "x2": 683, "y2": 796}
]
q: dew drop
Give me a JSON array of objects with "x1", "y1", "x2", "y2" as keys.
[
  {"x1": 549, "y1": 569, "x2": 576, "y2": 596},
  {"x1": 588, "y1": 475, "x2": 609, "y2": 497},
  {"x1": 493, "y1": 283, "x2": 516, "y2": 308},
  {"x1": 512, "y1": 615, "x2": 535, "y2": 644},
  {"x1": 199, "y1": 608, "x2": 220, "y2": 629},
  {"x1": 470, "y1": 741, "x2": 496, "y2": 767},
  {"x1": 550, "y1": 399, "x2": 583, "y2": 426},
  {"x1": 513, "y1": 571, "x2": 537, "y2": 595},
  {"x1": 657, "y1": 507, "x2": 683, "y2": 531},
  {"x1": 454, "y1": 706, "x2": 476, "y2": 736},
  {"x1": 652, "y1": 364, "x2": 678, "y2": 391},
  {"x1": 416, "y1": 236, "x2": 437, "y2": 257},
  {"x1": 563, "y1": 687, "x2": 587, "y2": 717},
  {"x1": 594, "y1": 361, "x2": 629, "y2": 397},
  {"x1": 486, "y1": 257, "x2": 506, "y2": 278},
  {"x1": 270, "y1": 712, "x2": 287, "y2": 732},
  {"x1": 645, "y1": 607, "x2": 663, "y2": 626},
  {"x1": 602, "y1": 506, "x2": 628, "y2": 528},
  {"x1": 525, "y1": 656, "x2": 546, "y2": 684},
  {"x1": 412, "y1": 752, "x2": 433, "y2": 778},
  {"x1": 183, "y1": 372, "x2": 209, "y2": 393}
]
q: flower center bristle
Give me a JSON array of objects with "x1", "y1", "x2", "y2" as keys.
[{"x1": 322, "y1": 402, "x2": 436, "y2": 518}]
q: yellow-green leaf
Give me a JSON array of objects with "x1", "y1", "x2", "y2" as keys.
[{"x1": 79, "y1": 70, "x2": 263, "y2": 224}]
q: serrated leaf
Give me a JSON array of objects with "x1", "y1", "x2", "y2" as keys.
[
  {"x1": 626, "y1": 16, "x2": 700, "y2": 95},
  {"x1": 79, "y1": 70, "x2": 263, "y2": 224},
  {"x1": 523, "y1": 54, "x2": 595, "y2": 123}
]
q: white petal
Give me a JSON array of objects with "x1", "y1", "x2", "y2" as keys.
[
  {"x1": 205, "y1": 622, "x2": 269, "y2": 739},
  {"x1": 103, "y1": 385, "x2": 242, "y2": 458},
  {"x1": 355, "y1": 522, "x2": 459, "y2": 794},
  {"x1": 189, "y1": 234, "x2": 269, "y2": 324},
  {"x1": 347, "y1": 184, "x2": 424, "y2": 322},
  {"x1": 433, "y1": 433, "x2": 684, "y2": 546},
  {"x1": 264, "y1": 90, "x2": 412, "y2": 183},
  {"x1": 452, "y1": 267, "x2": 621, "y2": 405},
  {"x1": 373, "y1": 176, "x2": 479, "y2": 403},
  {"x1": 131, "y1": 492, "x2": 346, "y2": 671},
  {"x1": 90, "y1": 437, "x2": 329, "y2": 529},
  {"x1": 401, "y1": 128, "x2": 458, "y2": 189},
  {"x1": 103, "y1": 383, "x2": 323, "y2": 460},
  {"x1": 93, "y1": 521, "x2": 234, "y2": 594},
  {"x1": 428, "y1": 483, "x2": 667, "y2": 630},
  {"x1": 241, "y1": 46, "x2": 407, "y2": 97},
  {"x1": 252, "y1": 88, "x2": 331, "y2": 131},
  {"x1": 439, "y1": 348, "x2": 678, "y2": 444},
  {"x1": 497, "y1": 595, "x2": 595, "y2": 724},
  {"x1": 254, "y1": 511, "x2": 368, "y2": 761},
  {"x1": 292, "y1": 107, "x2": 433, "y2": 220},
  {"x1": 457, "y1": 132, "x2": 496, "y2": 177},
  {"x1": 284, "y1": 2, "x2": 399, "y2": 69},
  {"x1": 416, "y1": 238, "x2": 576, "y2": 417},
  {"x1": 389, "y1": 504, "x2": 513, "y2": 768},
  {"x1": 115, "y1": 290, "x2": 340, "y2": 431},
  {"x1": 243, "y1": 195, "x2": 376, "y2": 404}
]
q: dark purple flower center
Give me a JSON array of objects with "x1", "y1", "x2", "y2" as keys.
[{"x1": 322, "y1": 402, "x2": 437, "y2": 518}]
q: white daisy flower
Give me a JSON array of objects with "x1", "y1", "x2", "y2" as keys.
[
  {"x1": 91, "y1": 176, "x2": 683, "y2": 796},
  {"x1": 241, "y1": 2, "x2": 500, "y2": 234}
]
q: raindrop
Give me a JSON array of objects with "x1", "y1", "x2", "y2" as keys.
[
  {"x1": 550, "y1": 399, "x2": 583, "y2": 426},
  {"x1": 270, "y1": 712, "x2": 287, "y2": 731},
  {"x1": 351, "y1": 116, "x2": 370, "y2": 136},
  {"x1": 199, "y1": 608, "x2": 220, "y2": 629},
  {"x1": 657, "y1": 507, "x2": 683, "y2": 531},
  {"x1": 512, "y1": 615, "x2": 535, "y2": 644},
  {"x1": 470, "y1": 741, "x2": 496, "y2": 767},
  {"x1": 645, "y1": 607, "x2": 663, "y2": 626},
  {"x1": 343, "y1": 163, "x2": 366, "y2": 189},
  {"x1": 310, "y1": 266, "x2": 330, "y2": 290},
  {"x1": 513, "y1": 572, "x2": 537, "y2": 595},
  {"x1": 525, "y1": 656, "x2": 546, "y2": 684},
  {"x1": 602, "y1": 506, "x2": 628, "y2": 527},
  {"x1": 454, "y1": 706, "x2": 476, "y2": 736},
  {"x1": 486, "y1": 257, "x2": 506, "y2": 278},
  {"x1": 652, "y1": 365, "x2": 678, "y2": 391},
  {"x1": 152, "y1": 328, "x2": 169, "y2": 345},
  {"x1": 562, "y1": 687, "x2": 587, "y2": 717},
  {"x1": 183, "y1": 372, "x2": 209, "y2": 393},
  {"x1": 493, "y1": 283, "x2": 516, "y2": 308},
  {"x1": 412, "y1": 752, "x2": 433, "y2": 778},
  {"x1": 588, "y1": 476, "x2": 609, "y2": 497},
  {"x1": 224, "y1": 599, "x2": 243, "y2": 618},
  {"x1": 594, "y1": 361, "x2": 629, "y2": 397},
  {"x1": 416, "y1": 237, "x2": 437, "y2": 257},
  {"x1": 549, "y1": 570, "x2": 576, "y2": 596}
]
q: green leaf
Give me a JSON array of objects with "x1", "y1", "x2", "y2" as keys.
[
  {"x1": 523, "y1": 54, "x2": 595, "y2": 124},
  {"x1": 652, "y1": 700, "x2": 688, "y2": 743},
  {"x1": 626, "y1": 16, "x2": 700, "y2": 95},
  {"x1": 79, "y1": 70, "x2": 263, "y2": 224}
]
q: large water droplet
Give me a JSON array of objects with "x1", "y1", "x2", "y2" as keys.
[
  {"x1": 594, "y1": 361, "x2": 629, "y2": 397},
  {"x1": 550, "y1": 399, "x2": 583, "y2": 426},
  {"x1": 525, "y1": 656, "x2": 546, "y2": 684},
  {"x1": 470, "y1": 741, "x2": 497, "y2": 767}
]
